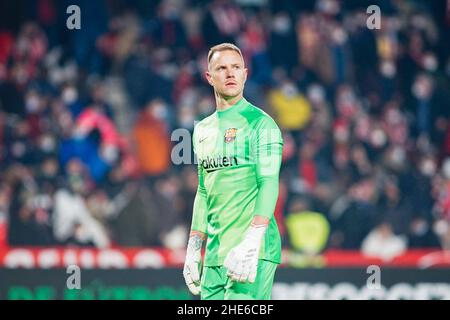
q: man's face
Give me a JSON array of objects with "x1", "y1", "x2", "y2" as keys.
[{"x1": 206, "y1": 50, "x2": 247, "y2": 99}]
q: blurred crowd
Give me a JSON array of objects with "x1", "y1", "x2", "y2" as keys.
[{"x1": 0, "y1": 0, "x2": 450, "y2": 262}]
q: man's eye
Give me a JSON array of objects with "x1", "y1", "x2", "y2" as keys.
[{"x1": 234, "y1": 65, "x2": 240, "y2": 69}]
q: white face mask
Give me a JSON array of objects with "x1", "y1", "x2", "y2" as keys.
[
  {"x1": 441, "y1": 158, "x2": 450, "y2": 179},
  {"x1": 273, "y1": 15, "x2": 291, "y2": 33},
  {"x1": 26, "y1": 95, "x2": 40, "y2": 113},
  {"x1": 62, "y1": 87, "x2": 78, "y2": 105},
  {"x1": 389, "y1": 146, "x2": 406, "y2": 165},
  {"x1": 385, "y1": 108, "x2": 402, "y2": 124},
  {"x1": 12, "y1": 142, "x2": 26, "y2": 158},
  {"x1": 412, "y1": 77, "x2": 432, "y2": 99},
  {"x1": 179, "y1": 107, "x2": 195, "y2": 129},
  {"x1": 40, "y1": 135, "x2": 56, "y2": 152},
  {"x1": 370, "y1": 128, "x2": 387, "y2": 147},
  {"x1": 423, "y1": 54, "x2": 437, "y2": 72},
  {"x1": 281, "y1": 83, "x2": 298, "y2": 98},
  {"x1": 420, "y1": 159, "x2": 436, "y2": 177},
  {"x1": 332, "y1": 28, "x2": 348, "y2": 44},
  {"x1": 380, "y1": 60, "x2": 396, "y2": 78},
  {"x1": 307, "y1": 84, "x2": 325, "y2": 104},
  {"x1": 151, "y1": 102, "x2": 169, "y2": 120},
  {"x1": 101, "y1": 145, "x2": 118, "y2": 163},
  {"x1": 411, "y1": 220, "x2": 428, "y2": 236},
  {"x1": 334, "y1": 126, "x2": 349, "y2": 142}
]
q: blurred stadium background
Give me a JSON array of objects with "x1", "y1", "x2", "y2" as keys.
[{"x1": 0, "y1": 0, "x2": 450, "y2": 300}]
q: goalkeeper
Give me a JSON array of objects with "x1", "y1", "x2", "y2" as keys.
[{"x1": 183, "y1": 43, "x2": 283, "y2": 300}]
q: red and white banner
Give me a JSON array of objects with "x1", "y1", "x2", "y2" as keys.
[
  {"x1": 0, "y1": 246, "x2": 185, "y2": 269},
  {"x1": 0, "y1": 246, "x2": 449, "y2": 269}
]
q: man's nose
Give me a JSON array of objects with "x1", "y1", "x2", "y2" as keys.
[{"x1": 226, "y1": 68, "x2": 235, "y2": 78}]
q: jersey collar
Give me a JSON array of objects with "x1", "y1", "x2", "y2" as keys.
[{"x1": 216, "y1": 97, "x2": 247, "y2": 118}]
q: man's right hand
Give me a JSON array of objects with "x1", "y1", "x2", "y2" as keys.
[{"x1": 183, "y1": 232, "x2": 204, "y2": 295}]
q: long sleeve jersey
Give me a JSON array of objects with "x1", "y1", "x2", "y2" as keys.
[{"x1": 191, "y1": 97, "x2": 283, "y2": 266}]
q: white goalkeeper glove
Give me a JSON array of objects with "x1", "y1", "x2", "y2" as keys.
[
  {"x1": 183, "y1": 234, "x2": 203, "y2": 295},
  {"x1": 223, "y1": 224, "x2": 267, "y2": 283}
]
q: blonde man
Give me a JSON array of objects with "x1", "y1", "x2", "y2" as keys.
[{"x1": 183, "y1": 43, "x2": 283, "y2": 300}]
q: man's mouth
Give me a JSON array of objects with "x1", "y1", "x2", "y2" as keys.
[{"x1": 226, "y1": 82, "x2": 237, "y2": 87}]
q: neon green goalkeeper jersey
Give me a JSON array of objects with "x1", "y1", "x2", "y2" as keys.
[{"x1": 191, "y1": 97, "x2": 283, "y2": 267}]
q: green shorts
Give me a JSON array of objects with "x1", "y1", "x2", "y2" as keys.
[{"x1": 200, "y1": 260, "x2": 278, "y2": 300}]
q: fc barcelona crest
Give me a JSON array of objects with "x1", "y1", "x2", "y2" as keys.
[{"x1": 224, "y1": 128, "x2": 237, "y2": 143}]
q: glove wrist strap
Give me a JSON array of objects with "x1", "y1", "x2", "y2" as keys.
[{"x1": 245, "y1": 223, "x2": 267, "y2": 242}]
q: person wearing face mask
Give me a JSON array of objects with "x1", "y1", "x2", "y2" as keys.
[
  {"x1": 377, "y1": 177, "x2": 414, "y2": 236},
  {"x1": 389, "y1": 154, "x2": 435, "y2": 232},
  {"x1": 409, "y1": 74, "x2": 450, "y2": 149},
  {"x1": 408, "y1": 216, "x2": 441, "y2": 248},
  {"x1": 52, "y1": 159, "x2": 110, "y2": 248},
  {"x1": 62, "y1": 84, "x2": 83, "y2": 118},
  {"x1": 268, "y1": 79, "x2": 312, "y2": 145},
  {"x1": 269, "y1": 12, "x2": 298, "y2": 74},
  {"x1": 132, "y1": 98, "x2": 172, "y2": 182}
]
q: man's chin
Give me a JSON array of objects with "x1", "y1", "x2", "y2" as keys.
[{"x1": 220, "y1": 90, "x2": 242, "y2": 99}]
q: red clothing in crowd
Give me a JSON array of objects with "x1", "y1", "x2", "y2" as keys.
[{"x1": 132, "y1": 111, "x2": 171, "y2": 177}]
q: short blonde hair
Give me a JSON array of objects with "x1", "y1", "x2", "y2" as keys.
[{"x1": 207, "y1": 43, "x2": 244, "y2": 65}]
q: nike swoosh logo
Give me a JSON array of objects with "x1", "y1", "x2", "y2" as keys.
[{"x1": 199, "y1": 137, "x2": 208, "y2": 143}]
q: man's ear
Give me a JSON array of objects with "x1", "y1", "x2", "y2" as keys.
[{"x1": 205, "y1": 71, "x2": 214, "y2": 86}]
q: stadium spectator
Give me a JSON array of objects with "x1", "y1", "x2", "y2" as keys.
[
  {"x1": 285, "y1": 196, "x2": 330, "y2": 267},
  {"x1": 268, "y1": 79, "x2": 312, "y2": 134},
  {"x1": 132, "y1": 99, "x2": 172, "y2": 180},
  {"x1": 361, "y1": 221, "x2": 408, "y2": 262},
  {"x1": 52, "y1": 159, "x2": 110, "y2": 247}
]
